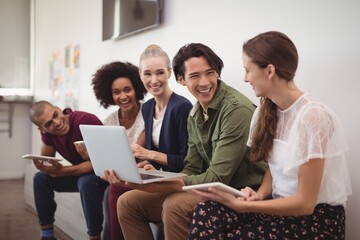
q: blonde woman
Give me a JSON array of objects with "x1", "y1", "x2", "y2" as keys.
[{"x1": 103, "y1": 45, "x2": 193, "y2": 239}]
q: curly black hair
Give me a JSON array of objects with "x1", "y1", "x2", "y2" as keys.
[{"x1": 91, "y1": 61, "x2": 147, "y2": 108}]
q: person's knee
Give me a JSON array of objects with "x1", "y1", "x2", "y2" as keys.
[
  {"x1": 33, "y1": 171, "x2": 50, "y2": 186},
  {"x1": 117, "y1": 194, "x2": 129, "y2": 215},
  {"x1": 162, "y1": 194, "x2": 179, "y2": 219},
  {"x1": 77, "y1": 175, "x2": 101, "y2": 194},
  {"x1": 77, "y1": 176, "x2": 90, "y2": 192},
  {"x1": 117, "y1": 191, "x2": 138, "y2": 220},
  {"x1": 162, "y1": 193, "x2": 200, "y2": 225}
]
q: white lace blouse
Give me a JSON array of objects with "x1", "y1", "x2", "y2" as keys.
[
  {"x1": 103, "y1": 104, "x2": 144, "y2": 144},
  {"x1": 248, "y1": 93, "x2": 352, "y2": 206}
]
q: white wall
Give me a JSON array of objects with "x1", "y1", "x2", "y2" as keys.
[
  {"x1": 0, "y1": 0, "x2": 30, "y2": 88},
  {"x1": 32, "y1": 0, "x2": 360, "y2": 238},
  {"x1": 0, "y1": 102, "x2": 32, "y2": 178},
  {"x1": 0, "y1": 0, "x2": 31, "y2": 179}
]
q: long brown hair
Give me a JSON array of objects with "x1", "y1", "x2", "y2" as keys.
[{"x1": 243, "y1": 31, "x2": 298, "y2": 161}]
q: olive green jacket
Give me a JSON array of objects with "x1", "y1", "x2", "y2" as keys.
[{"x1": 182, "y1": 80, "x2": 267, "y2": 190}]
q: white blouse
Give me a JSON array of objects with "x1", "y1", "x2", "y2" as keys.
[
  {"x1": 103, "y1": 104, "x2": 144, "y2": 144},
  {"x1": 248, "y1": 93, "x2": 352, "y2": 206},
  {"x1": 151, "y1": 117, "x2": 163, "y2": 149}
]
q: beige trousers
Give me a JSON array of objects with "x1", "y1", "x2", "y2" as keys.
[{"x1": 117, "y1": 190, "x2": 202, "y2": 240}]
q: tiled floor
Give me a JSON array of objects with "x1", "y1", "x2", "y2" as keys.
[{"x1": 0, "y1": 179, "x2": 71, "y2": 240}]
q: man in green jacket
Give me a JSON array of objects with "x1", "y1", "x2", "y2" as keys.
[{"x1": 111, "y1": 43, "x2": 267, "y2": 240}]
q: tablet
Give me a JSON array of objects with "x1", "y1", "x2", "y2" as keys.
[
  {"x1": 22, "y1": 154, "x2": 63, "y2": 162},
  {"x1": 23, "y1": 154, "x2": 74, "y2": 166},
  {"x1": 182, "y1": 182, "x2": 246, "y2": 198}
]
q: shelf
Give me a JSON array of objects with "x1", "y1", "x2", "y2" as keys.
[
  {"x1": 0, "y1": 88, "x2": 33, "y2": 103},
  {"x1": 0, "y1": 89, "x2": 33, "y2": 138}
]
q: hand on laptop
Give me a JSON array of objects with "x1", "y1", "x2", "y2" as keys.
[
  {"x1": 123, "y1": 178, "x2": 185, "y2": 193},
  {"x1": 102, "y1": 169, "x2": 123, "y2": 185},
  {"x1": 137, "y1": 161, "x2": 156, "y2": 170},
  {"x1": 137, "y1": 160, "x2": 149, "y2": 168},
  {"x1": 143, "y1": 164, "x2": 156, "y2": 170},
  {"x1": 131, "y1": 143, "x2": 151, "y2": 161},
  {"x1": 101, "y1": 169, "x2": 154, "y2": 190}
]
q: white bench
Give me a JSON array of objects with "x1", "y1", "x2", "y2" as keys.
[
  {"x1": 24, "y1": 162, "x2": 163, "y2": 239},
  {"x1": 24, "y1": 162, "x2": 88, "y2": 239}
]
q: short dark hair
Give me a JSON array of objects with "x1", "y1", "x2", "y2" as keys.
[
  {"x1": 91, "y1": 61, "x2": 147, "y2": 108},
  {"x1": 29, "y1": 100, "x2": 53, "y2": 125},
  {"x1": 172, "y1": 43, "x2": 224, "y2": 82}
]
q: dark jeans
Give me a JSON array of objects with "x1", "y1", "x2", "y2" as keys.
[{"x1": 33, "y1": 171, "x2": 109, "y2": 237}]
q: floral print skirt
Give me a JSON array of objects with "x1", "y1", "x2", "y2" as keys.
[{"x1": 188, "y1": 200, "x2": 345, "y2": 240}]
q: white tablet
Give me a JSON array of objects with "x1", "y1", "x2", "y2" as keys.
[
  {"x1": 182, "y1": 182, "x2": 246, "y2": 198},
  {"x1": 22, "y1": 154, "x2": 63, "y2": 161},
  {"x1": 22, "y1": 154, "x2": 73, "y2": 166}
]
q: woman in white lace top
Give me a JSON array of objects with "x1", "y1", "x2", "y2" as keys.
[
  {"x1": 188, "y1": 31, "x2": 352, "y2": 240},
  {"x1": 91, "y1": 61, "x2": 147, "y2": 240}
]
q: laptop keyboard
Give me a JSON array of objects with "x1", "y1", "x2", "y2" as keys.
[{"x1": 140, "y1": 173, "x2": 164, "y2": 180}]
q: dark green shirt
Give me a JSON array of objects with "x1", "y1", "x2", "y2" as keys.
[{"x1": 182, "y1": 81, "x2": 267, "y2": 190}]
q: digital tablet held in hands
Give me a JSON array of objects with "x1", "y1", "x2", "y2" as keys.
[
  {"x1": 182, "y1": 182, "x2": 246, "y2": 198},
  {"x1": 22, "y1": 154, "x2": 72, "y2": 166},
  {"x1": 22, "y1": 154, "x2": 63, "y2": 162}
]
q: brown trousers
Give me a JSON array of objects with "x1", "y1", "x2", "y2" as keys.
[{"x1": 117, "y1": 190, "x2": 202, "y2": 240}]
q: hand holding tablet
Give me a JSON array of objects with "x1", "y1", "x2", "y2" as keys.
[{"x1": 182, "y1": 182, "x2": 246, "y2": 198}]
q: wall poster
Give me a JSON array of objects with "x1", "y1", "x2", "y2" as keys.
[{"x1": 49, "y1": 42, "x2": 80, "y2": 110}]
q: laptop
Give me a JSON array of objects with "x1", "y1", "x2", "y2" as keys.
[{"x1": 79, "y1": 125, "x2": 186, "y2": 184}]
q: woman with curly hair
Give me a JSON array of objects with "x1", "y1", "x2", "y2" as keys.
[
  {"x1": 102, "y1": 45, "x2": 193, "y2": 239},
  {"x1": 91, "y1": 61, "x2": 147, "y2": 240}
]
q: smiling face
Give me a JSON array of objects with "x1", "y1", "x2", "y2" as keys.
[
  {"x1": 139, "y1": 56, "x2": 171, "y2": 97},
  {"x1": 35, "y1": 105, "x2": 70, "y2": 136},
  {"x1": 178, "y1": 56, "x2": 219, "y2": 110},
  {"x1": 242, "y1": 53, "x2": 271, "y2": 97},
  {"x1": 111, "y1": 77, "x2": 138, "y2": 112}
]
